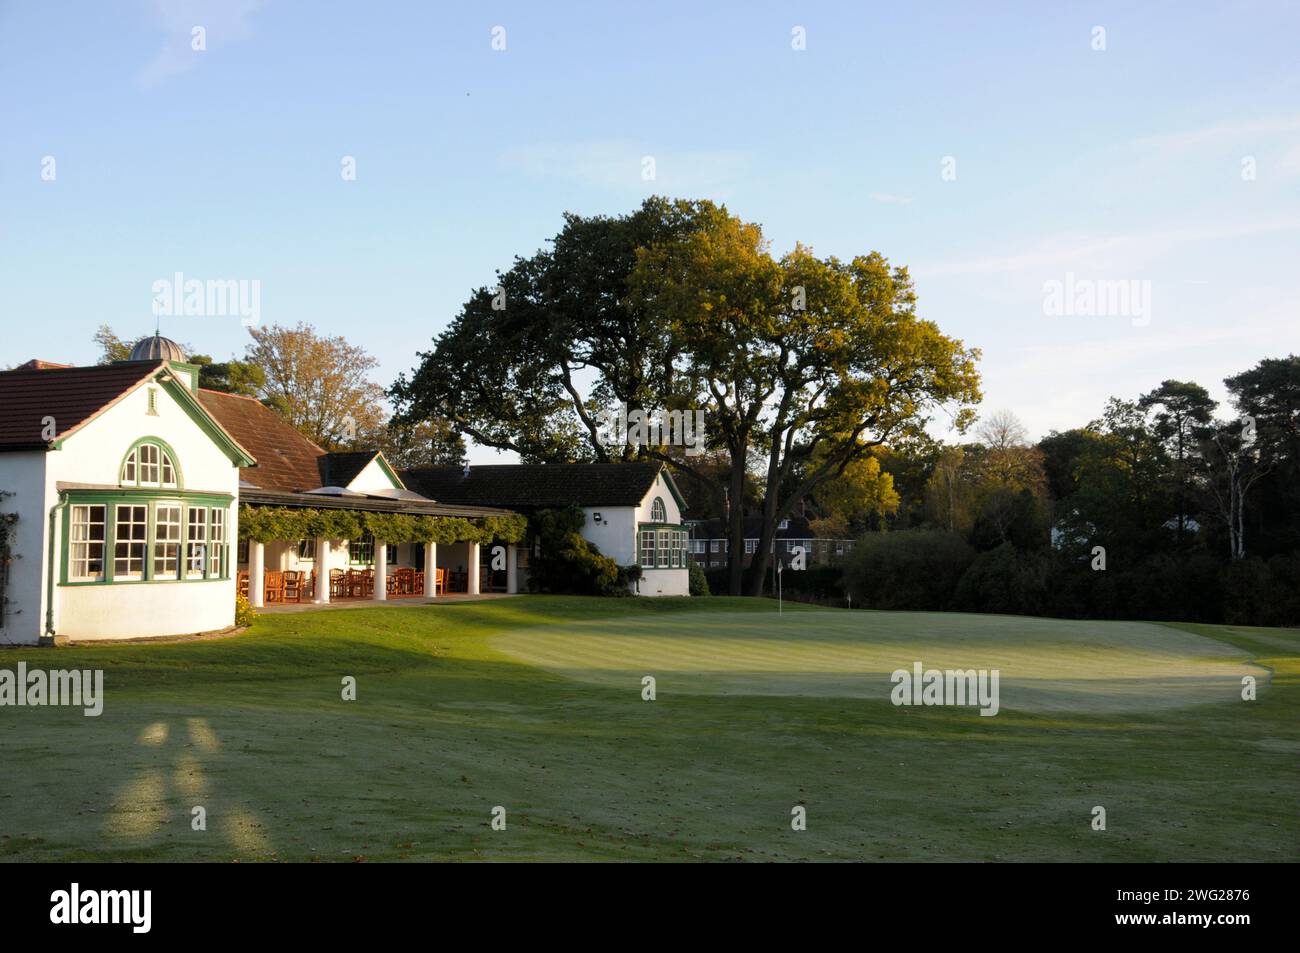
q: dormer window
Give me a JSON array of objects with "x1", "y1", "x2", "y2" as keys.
[
  {"x1": 121, "y1": 440, "x2": 179, "y2": 488},
  {"x1": 650, "y1": 497, "x2": 667, "y2": 522}
]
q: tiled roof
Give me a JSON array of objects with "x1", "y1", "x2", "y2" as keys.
[
  {"x1": 197, "y1": 389, "x2": 327, "y2": 492},
  {"x1": 0, "y1": 361, "x2": 164, "y2": 449},
  {"x1": 401, "y1": 462, "x2": 667, "y2": 510}
]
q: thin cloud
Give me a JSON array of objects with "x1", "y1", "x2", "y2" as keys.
[
  {"x1": 915, "y1": 218, "x2": 1300, "y2": 278},
  {"x1": 137, "y1": 0, "x2": 264, "y2": 88},
  {"x1": 868, "y1": 191, "x2": 912, "y2": 205}
]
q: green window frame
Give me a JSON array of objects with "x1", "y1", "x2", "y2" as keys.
[
  {"x1": 61, "y1": 493, "x2": 233, "y2": 586},
  {"x1": 349, "y1": 536, "x2": 375, "y2": 565},
  {"x1": 119, "y1": 437, "x2": 183, "y2": 490},
  {"x1": 69, "y1": 504, "x2": 107, "y2": 581},
  {"x1": 639, "y1": 530, "x2": 656, "y2": 568}
]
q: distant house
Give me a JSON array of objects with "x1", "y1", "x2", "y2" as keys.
[
  {"x1": 686, "y1": 515, "x2": 855, "y2": 570},
  {"x1": 404, "y1": 463, "x2": 691, "y2": 596}
]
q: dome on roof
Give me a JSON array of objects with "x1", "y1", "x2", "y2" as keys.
[{"x1": 129, "y1": 334, "x2": 186, "y2": 363}]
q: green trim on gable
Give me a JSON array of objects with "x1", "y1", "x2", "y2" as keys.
[
  {"x1": 373, "y1": 453, "x2": 406, "y2": 490},
  {"x1": 156, "y1": 373, "x2": 257, "y2": 467}
]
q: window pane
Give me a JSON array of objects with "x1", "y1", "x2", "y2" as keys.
[
  {"x1": 657, "y1": 529, "x2": 669, "y2": 568},
  {"x1": 70, "y1": 504, "x2": 106, "y2": 580},
  {"x1": 154, "y1": 504, "x2": 182, "y2": 578},
  {"x1": 113, "y1": 504, "x2": 147, "y2": 578},
  {"x1": 161, "y1": 451, "x2": 176, "y2": 487},
  {"x1": 121, "y1": 449, "x2": 137, "y2": 485},
  {"x1": 186, "y1": 507, "x2": 207, "y2": 577},
  {"x1": 209, "y1": 508, "x2": 226, "y2": 577},
  {"x1": 140, "y1": 444, "x2": 160, "y2": 484},
  {"x1": 639, "y1": 530, "x2": 655, "y2": 568}
]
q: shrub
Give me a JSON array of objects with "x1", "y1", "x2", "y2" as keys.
[
  {"x1": 525, "y1": 506, "x2": 630, "y2": 596},
  {"x1": 688, "y1": 561, "x2": 710, "y2": 596},
  {"x1": 954, "y1": 542, "x2": 1051, "y2": 616},
  {"x1": 234, "y1": 592, "x2": 257, "y2": 628},
  {"x1": 841, "y1": 529, "x2": 975, "y2": 610}
]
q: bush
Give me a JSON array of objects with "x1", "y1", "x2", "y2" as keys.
[
  {"x1": 688, "y1": 561, "x2": 710, "y2": 596},
  {"x1": 841, "y1": 529, "x2": 975, "y2": 611},
  {"x1": 525, "y1": 506, "x2": 630, "y2": 596},
  {"x1": 954, "y1": 543, "x2": 1050, "y2": 616},
  {"x1": 234, "y1": 592, "x2": 257, "y2": 628}
]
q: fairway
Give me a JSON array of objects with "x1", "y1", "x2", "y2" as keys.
[
  {"x1": 492, "y1": 610, "x2": 1270, "y2": 713},
  {"x1": 1, "y1": 596, "x2": 1296, "y2": 863}
]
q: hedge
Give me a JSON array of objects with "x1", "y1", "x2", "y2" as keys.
[{"x1": 237, "y1": 505, "x2": 526, "y2": 546}]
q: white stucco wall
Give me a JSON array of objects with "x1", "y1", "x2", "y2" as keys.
[
  {"x1": 0, "y1": 451, "x2": 50, "y2": 645},
  {"x1": 574, "y1": 470, "x2": 689, "y2": 597},
  {"x1": 45, "y1": 376, "x2": 243, "y2": 641}
]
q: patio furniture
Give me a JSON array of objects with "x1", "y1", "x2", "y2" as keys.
[
  {"x1": 394, "y1": 567, "x2": 415, "y2": 595},
  {"x1": 237, "y1": 570, "x2": 249, "y2": 599},
  {"x1": 283, "y1": 570, "x2": 302, "y2": 603},
  {"x1": 329, "y1": 568, "x2": 347, "y2": 598},
  {"x1": 434, "y1": 567, "x2": 446, "y2": 595},
  {"x1": 263, "y1": 571, "x2": 285, "y2": 605},
  {"x1": 413, "y1": 570, "x2": 425, "y2": 595}
]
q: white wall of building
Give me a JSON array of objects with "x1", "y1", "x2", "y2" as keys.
[
  {"x1": 45, "y1": 376, "x2": 243, "y2": 641},
  {"x1": 0, "y1": 451, "x2": 50, "y2": 645}
]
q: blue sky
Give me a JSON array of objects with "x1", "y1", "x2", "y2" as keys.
[{"x1": 3, "y1": 1, "x2": 1299, "y2": 462}]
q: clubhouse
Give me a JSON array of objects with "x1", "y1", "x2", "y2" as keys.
[{"x1": 0, "y1": 336, "x2": 690, "y2": 645}]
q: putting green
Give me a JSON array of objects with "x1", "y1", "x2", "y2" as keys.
[{"x1": 492, "y1": 610, "x2": 1269, "y2": 713}]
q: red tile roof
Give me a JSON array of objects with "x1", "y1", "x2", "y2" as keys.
[
  {"x1": 0, "y1": 361, "x2": 165, "y2": 449},
  {"x1": 197, "y1": 389, "x2": 329, "y2": 492}
]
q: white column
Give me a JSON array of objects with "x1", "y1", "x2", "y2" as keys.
[
  {"x1": 314, "y1": 538, "x2": 330, "y2": 604},
  {"x1": 506, "y1": 543, "x2": 518, "y2": 594},
  {"x1": 466, "y1": 541, "x2": 480, "y2": 595},
  {"x1": 249, "y1": 541, "x2": 265, "y2": 608},
  {"x1": 374, "y1": 540, "x2": 387, "y2": 601},
  {"x1": 424, "y1": 542, "x2": 437, "y2": 597}
]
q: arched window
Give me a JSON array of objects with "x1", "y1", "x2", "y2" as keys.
[
  {"x1": 650, "y1": 497, "x2": 667, "y2": 522},
  {"x1": 120, "y1": 440, "x2": 180, "y2": 488}
]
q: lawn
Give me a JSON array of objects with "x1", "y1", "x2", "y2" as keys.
[{"x1": 0, "y1": 596, "x2": 1296, "y2": 862}]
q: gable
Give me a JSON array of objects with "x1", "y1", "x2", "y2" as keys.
[{"x1": 46, "y1": 372, "x2": 251, "y2": 489}]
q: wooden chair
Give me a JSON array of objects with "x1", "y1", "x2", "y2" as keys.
[
  {"x1": 283, "y1": 570, "x2": 302, "y2": 604},
  {"x1": 395, "y1": 567, "x2": 414, "y2": 595},
  {"x1": 264, "y1": 571, "x2": 285, "y2": 605},
  {"x1": 413, "y1": 570, "x2": 425, "y2": 595},
  {"x1": 386, "y1": 571, "x2": 399, "y2": 596},
  {"x1": 237, "y1": 570, "x2": 249, "y2": 598},
  {"x1": 329, "y1": 568, "x2": 347, "y2": 599},
  {"x1": 435, "y1": 567, "x2": 446, "y2": 595}
]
